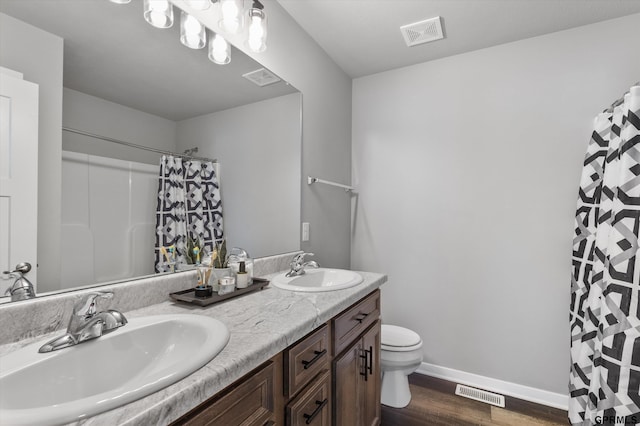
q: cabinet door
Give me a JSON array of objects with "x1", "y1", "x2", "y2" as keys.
[
  {"x1": 333, "y1": 340, "x2": 362, "y2": 426},
  {"x1": 287, "y1": 371, "x2": 331, "y2": 426},
  {"x1": 362, "y1": 321, "x2": 381, "y2": 426},
  {"x1": 174, "y1": 361, "x2": 275, "y2": 426}
]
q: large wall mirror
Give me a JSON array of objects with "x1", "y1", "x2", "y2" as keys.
[{"x1": 0, "y1": 0, "x2": 301, "y2": 302}]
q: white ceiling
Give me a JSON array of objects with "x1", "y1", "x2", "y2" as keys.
[
  {"x1": 0, "y1": 0, "x2": 297, "y2": 121},
  {"x1": 278, "y1": 0, "x2": 640, "y2": 78}
]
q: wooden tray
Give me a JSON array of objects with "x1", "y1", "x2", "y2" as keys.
[{"x1": 170, "y1": 277, "x2": 270, "y2": 307}]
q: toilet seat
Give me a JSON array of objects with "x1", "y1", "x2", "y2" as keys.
[{"x1": 381, "y1": 325, "x2": 422, "y2": 352}]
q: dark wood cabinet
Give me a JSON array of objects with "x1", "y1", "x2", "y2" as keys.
[
  {"x1": 333, "y1": 320, "x2": 381, "y2": 426},
  {"x1": 333, "y1": 337, "x2": 362, "y2": 425},
  {"x1": 172, "y1": 356, "x2": 279, "y2": 426},
  {"x1": 284, "y1": 324, "x2": 330, "y2": 399},
  {"x1": 171, "y1": 290, "x2": 380, "y2": 426},
  {"x1": 361, "y1": 322, "x2": 381, "y2": 426},
  {"x1": 286, "y1": 371, "x2": 331, "y2": 426},
  {"x1": 331, "y1": 290, "x2": 381, "y2": 425}
]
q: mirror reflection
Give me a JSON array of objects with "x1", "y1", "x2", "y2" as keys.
[{"x1": 0, "y1": 0, "x2": 301, "y2": 302}]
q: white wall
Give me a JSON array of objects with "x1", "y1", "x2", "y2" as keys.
[
  {"x1": 63, "y1": 88, "x2": 178, "y2": 165},
  {"x1": 0, "y1": 13, "x2": 63, "y2": 293},
  {"x1": 60, "y1": 152, "x2": 157, "y2": 290},
  {"x1": 352, "y1": 13, "x2": 640, "y2": 398},
  {"x1": 176, "y1": 0, "x2": 353, "y2": 268},
  {"x1": 176, "y1": 93, "x2": 301, "y2": 258}
]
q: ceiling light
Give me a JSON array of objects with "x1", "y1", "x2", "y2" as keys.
[
  {"x1": 246, "y1": 1, "x2": 267, "y2": 53},
  {"x1": 109, "y1": 0, "x2": 132, "y2": 4},
  {"x1": 208, "y1": 32, "x2": 230, "y2": 65},
  {"x1": 180, "y1": 11, "x2": 206, "y2": 49},
  {"x1": 219, "y1": 0, "x2": 243, "y2": 34},
  {"x1": 143, "y1": 0, "x2": 174, "y2": 29}
]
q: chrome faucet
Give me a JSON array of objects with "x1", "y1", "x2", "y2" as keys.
[
  {"x1": 3, "y1": 262, "x2": 36, "y2": 302},
  {"x1": 39, "y1": 291, "x2": 127, "y2": 353},
  {"x1": 285, "y1": 252, "x2": 319, "y2": 277}
]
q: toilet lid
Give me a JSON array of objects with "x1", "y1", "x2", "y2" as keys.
[{"x1": 381, "y1": 324, "x2": 421, "y2": 347}]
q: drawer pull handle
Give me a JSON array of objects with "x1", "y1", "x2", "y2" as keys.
[
  {"x1": 354, "y1": 312, "x2": 369, "y2": 323},
  {"x1": 367, "y1": 345, "x2": 373, "y2": 375},
  {"x1": 303, "y1": 399, "x2": 328, "y2": 424},
  {"x1": 302, "y1": 349, "x2": 327, "y2": 370}
]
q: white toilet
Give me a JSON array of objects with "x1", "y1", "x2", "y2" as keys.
[{"x1": 380, "y1": 324, "x2": 423, "y2": 408}]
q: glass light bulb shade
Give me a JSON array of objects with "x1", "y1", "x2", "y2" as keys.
[
  {"x1": 180, "y1": 11, "x2": 206, "y2": 49},
  {"x1": 109, "y1": 0, "x2": 132, "y2": 4},
  {"x1": 143, "y1": 0, "x2": 174, "y2": 29},
  {"x1": 246, "y1": 8, "x2": 267, "y2": 52},
  {"x1": 185, "y1": 0, "x2": 210, "y2": 10},
  {"x1": 218, "y1": 0, "x2": 243, "y2": 34},
  {"x1": 208, "y1": 33, "x2": 231, "y2": 65}
]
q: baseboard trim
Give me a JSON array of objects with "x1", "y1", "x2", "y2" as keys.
[{"x1": 416, "y1": 362, "x2": 568, "y2": 411}]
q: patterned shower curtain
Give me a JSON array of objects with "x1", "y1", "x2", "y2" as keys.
[
  {"x1": 154, "y1": 155, "x2": 224, "y2": 272},
  {"x1": 571, "y1": 84, "x2": 640, "y2": 426}
]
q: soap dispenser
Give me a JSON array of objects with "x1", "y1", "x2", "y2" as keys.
[
  {"x1": 227, "y1": 247, "x2": 254, "y2": 285},
  {"x1": 236, "y1": 261, "x2": 249, "y2": 288}
]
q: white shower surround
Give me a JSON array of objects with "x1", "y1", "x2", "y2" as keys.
[{"x1": 60, "y1": 151, "x2": 157, "y2": 290}]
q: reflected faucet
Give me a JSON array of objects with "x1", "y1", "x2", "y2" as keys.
[
  {"x1": 39, "y1": 291, "x2": 127, "y2": 353},
  {"x1": 285, "y1": 252, "x2": 319, "y2": 277},
  {"x1": 3, "y1": 262, "x2": 36, "y2": 302}
]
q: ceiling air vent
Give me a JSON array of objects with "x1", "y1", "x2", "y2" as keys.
[
  {"x1": 400, "y1": 16, "x2": 444, "y2": 47},
  {"x1": 242, "y1": 68, "x2": 281, "y2": 87}
]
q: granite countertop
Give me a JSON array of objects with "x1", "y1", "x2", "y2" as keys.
[{"x1": 1, "y1": 270, "x2": 386, "y2": 425}]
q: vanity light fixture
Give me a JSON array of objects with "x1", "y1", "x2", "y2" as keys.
[
  {"x1": 219, "y1": 0, "x2": 244, "y2": 34},
  {"x1": 143, "y1": 0, "x2": 174, "y2": 28},
  {"x1": 110, "y1": 0, "x2": 268, "y2": 64},
  {"x1": 185, "y1": 0, "x2": 211, "y2": 10},
  {"x1": 208, "y1": 32, "x2": 231, "y2": 64},
  {"x1": 246, "y1": 1, "x2": 267, "y2": 53},
  {"x1": 180, "y1": 11, "x2": 206, "y2": 49}
]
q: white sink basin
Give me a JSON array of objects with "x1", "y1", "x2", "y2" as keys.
[
  {"x1": 272, "y1": 268, "x2": 363, "y2": 292},
  {"x1": 0, "y1": 314, "x2": 229, "y2": 425}
]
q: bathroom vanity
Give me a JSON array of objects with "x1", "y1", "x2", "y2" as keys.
[
  {"x1": 0, "y1": 258, "x2": 386, "y2": 426},
  {"x1": 172, "y1": 290, "x2": 381, "y2": 426}
]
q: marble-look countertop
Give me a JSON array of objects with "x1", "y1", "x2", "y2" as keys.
[{"x1": 0, "y1": 270, "x2": 386, "y2": 426}]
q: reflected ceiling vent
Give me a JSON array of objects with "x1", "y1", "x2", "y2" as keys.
[
  {"x1": 242, "y1": 68, "x2": 281, "y2": 87},
  {"x1": 400, "y1": 16, "x2": 444, "y2": 47}
]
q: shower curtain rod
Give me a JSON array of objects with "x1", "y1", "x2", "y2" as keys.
[
  {"x1": 605, "y1": 81, "x2": 640, "y2": 113},
  {"x1": 62, "y1": 127, "x2": 217, "y2": 163}
]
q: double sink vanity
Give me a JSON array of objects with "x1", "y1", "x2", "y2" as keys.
[{"x1": 0, "y1": 253, "x2": 387, "y2": 425}]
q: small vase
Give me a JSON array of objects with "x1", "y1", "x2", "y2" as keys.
[{"x1": 209, "y1": 267, "x2": 232, "y2": 291}]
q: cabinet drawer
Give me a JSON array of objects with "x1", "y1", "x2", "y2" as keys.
[
  {"x1": 332, "y1": 290, "x2": 380, "y2": 356},
  {"x1": 174, "y1": 360, "x2": 275, "y2": 426},
  {"x1": 285, "y1": 324, "x2": 330, "y2": 398},
  {"x1": 287, "y1": 371, "x2": 331, "y2": 426}
]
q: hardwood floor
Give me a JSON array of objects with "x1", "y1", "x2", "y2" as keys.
[{"x1": 381, "y1": 374, "x2": 569, "y2": 426}]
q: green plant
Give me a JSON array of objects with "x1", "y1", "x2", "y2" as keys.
[
  {"x1": 185, "y1": 235, "x2": 203, "y2": 265},
  {"x1": 212, "y1": 239, "x2": 227, "y2": 268}
]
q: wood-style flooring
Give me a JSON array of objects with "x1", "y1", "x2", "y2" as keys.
[{"x1": 381, "y1": 374, "x2": 569, "y2": 426}]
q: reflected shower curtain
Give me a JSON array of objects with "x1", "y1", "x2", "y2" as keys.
[
  {"x1": 154, "y1": 155, "x2": 224, "y2": 272},
  {"x1": 571, "y1": 85, "x2": 640, "y2": 426}
]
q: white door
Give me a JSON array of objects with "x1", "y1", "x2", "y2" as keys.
[{"x1": 0, "y1": 67, "x2": 39, "y2": 294}]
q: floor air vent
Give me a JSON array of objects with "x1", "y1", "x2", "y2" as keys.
[{"x1": 455, "y1": 384, "x2": 505, "y2": 408}]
